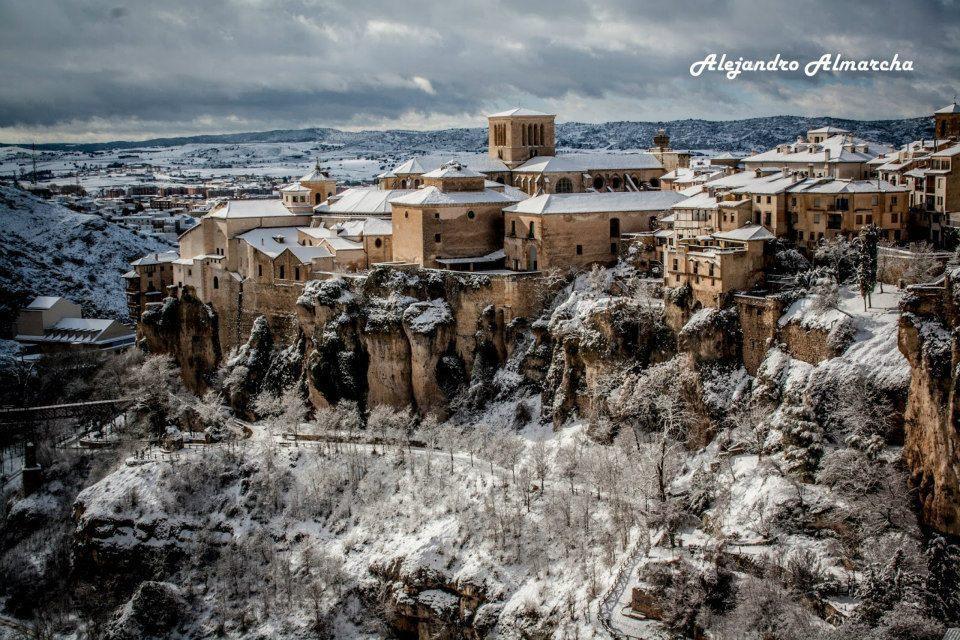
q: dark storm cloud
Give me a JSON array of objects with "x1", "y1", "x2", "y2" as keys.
[{"x1": 0, "y1": 0, "x2": 957, "y2": 141}]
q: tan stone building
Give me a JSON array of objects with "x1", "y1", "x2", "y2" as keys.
[
  {"x1": 280, "y1": 162, "x2": 337, "y2": 210},
  {"x1": 744, "y1": 129, "x2": 892, "y2": 179},
  {"x1": 786, "y1": 178, "x2": 909, "y2": 248},
  {"x1": 123, "y1": 250, "x2": 178, "y2": 318},
  {"x1": 935, "y1": 101, "x2": 960, "y2": 140},
  {"x1": 390, "y1": 161, "x2": 522, "y2": 269},
  {"x1": 502, "y1": 191, "x2": 685, "y2": 271},
  {"x1": 663, "y1": 224, "x2": 774, "y2": 308}
]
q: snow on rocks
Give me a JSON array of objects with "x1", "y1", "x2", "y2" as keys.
[{"x1": 402, "y1": 298, "x2": 453, "y2": 334}]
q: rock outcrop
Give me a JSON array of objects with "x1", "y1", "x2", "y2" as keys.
[
  {"x1": 898, "y1": 272, "x2": 960, "y2": 535},
  {"x1": 140, "y1": 287, "x2": 221, "y2": 394}
]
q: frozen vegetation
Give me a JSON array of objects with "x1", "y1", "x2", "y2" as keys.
[{"x1": 0, "y1": 256, "x2": 957, "y2": 640}]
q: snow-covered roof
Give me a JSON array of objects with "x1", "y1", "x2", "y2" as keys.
[
  {"x1": 208, "y1": 199, "x2": 297, "y2": 219},
  {"x1": 332, "y1": 218, "x2": 393, "y2": 237},
  {"x1": 281, "y1": 182, "x2": 311, "y2": 192},
  {"x1": 807, "y1": 126, "x2": 849, "y2": 134},
  {"x1": 786, "y1": 178, "x2": 909, "y2": 194},
  {"x1": 421, "y1": 161, "x2": 484, "y2": 179},
  {"x1": 26, "y1": 296, "x2": 66, "y2": 310},
  {"x1": 513, "y1": 153, "x2": 662, "y2": 173},
  {"x1": 935, "y1": 102, "x2": 960, "y2": 114},
  {"x1": 933, "y1": 143, "x2": 960, "y2": 158},
  {"x1": 504, "y1": 191, "x2": 685, "y2": 215},
  {"x1": 237, "y1": 227, "x2": 332, "y2": 262},
  {"x1": 130, "y1": 250, "x2": 179, "y2": 266},
  {"x1": 671, "y1": 192, "x2": 724, "y2": 210},
  {"x1": 300, "y1": 166, "x2": 331, "y2": 183},
  {"x1": 17, "y1": 317, "x2": 132, "y2": 345},
  {"x1": 389, "y1": 186, "x2": 522, "y2": 207},
  {"x1": 391, "y1": 153, "x2": 510, "y2": 175},
  {"x1": 713, "y1": 223, "x2": 775, "y2": 242},
  {"x1": 744, "y1": 134, "x2": 892, "y2": 165},
  {"x1": 487, "y1": 107, "x2": 553, "y2": 118},
  {"x1": 314, "y1": 187, "x2": 414, "y2": 215}
]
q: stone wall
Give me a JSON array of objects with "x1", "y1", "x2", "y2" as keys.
[{"x1": 735, "y1": 294, "x2": 784, "y2": 374}]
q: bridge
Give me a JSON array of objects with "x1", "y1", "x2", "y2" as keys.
[{"x1": 0, "y1": 398, "x2": 135, "y2": 426}]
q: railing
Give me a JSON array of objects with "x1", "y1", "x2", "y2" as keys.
[{"x1": 598, "y1": 530, "x2": 651, "y2": 639}]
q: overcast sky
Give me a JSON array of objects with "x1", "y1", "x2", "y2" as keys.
[{"x1": 1, "y1": 0, "x2": 958, "y2": 142}]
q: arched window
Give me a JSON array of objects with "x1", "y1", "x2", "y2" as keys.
[
  {"x1": 528, "y1": 221, "x2": 535, "y2": 238},
  {"x1": 649, "y1": 177, "x2": 660, "y2": 188},
  {"x1": 467, "y1": 210, "x2": 476, "y2": 219},
  {"x1": 315, "y1": 193, "x2": 322, "y2": 205},
  {"x1": 374, "y1": 238, "x2": 382, "y2": 248},
  {"x1": 295, "y1": 266, "x2": 300, "y2": 280},
  {"x1": 593, "y1": 176, "x2": 605, "y2": 190},
  {"x1": 611, "y1": 176, "x2": 622, "y2": 190},
  {"x1": 213, "y1": 276, "x2": 219, "y2": 290},
  {"x1": 539, "y1": 123, "x2": 545, "y2": 146},
  {"x1": 555, "y1": 178, "x2": 573, "y2": 193}
]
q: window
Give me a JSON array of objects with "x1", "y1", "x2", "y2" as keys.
[
  {"x1": 295, "y1": 266, "x2": 300, "y2": 280},
  {"x1": 891, "y1": 213, "x2": 899, "y2": 224},
  {"x1": 555, "y1": 178, "x2": 573, "y2": 193},
  {"x1": 404, "y1": 212, "x2": 409, "y2": 218},
  {"x1": 258, "y1": 264, "x2": 262, "y2": 277},
  {"x1": 434, "y1": 212, "x2": 440, "y2": 219},
  {"x1": 797, "y1": 231, "x2": 804, "y2": 240},
  {"x1": 856, "y1": 215, "x2": 863, "y2": 225},
  {"x1": 866, "y1": 215, "x2": 872, "y2": 224},
  {"x1": 766, "y1": 196, "x2": 771, "y2": 204},
  {"x1": 188, "y1": 269, "x2": 192, "y2": 276},
  {"x1": 528, "y1": 222, "x2": 535, "y2": 238},
  {"x1": 279, "y1": 265, "x2": 285, "y2": 279},
  {"x1": 791, "y1": 197, "x2": 797, "y2": 206},
  {"x1": 213, "y1": 276, "x2": 219, "y2": 289},
  {"x1": 434, "y1": 233, "x2": 441, "y2": 243},
  {"x1": 611, "y1": 176, "x2": 622, "y2": 190},
  {"x1": 576, "y1": 244, "x2": 582, "y2": 255},
  {"x1": 755, "y1": 195, "x2": 761, "y2": 203},
  {"x1": 592, "y1": 176, "x2": 605, "y2": 190},
  {"x1": 814, "y1": 198, "x2": 821, "y2": 208},
  {"x1": 673, "y1": 259, "x2": 678, "y2": 271},
  {"x1": 374, "y1": 238, "x2": 382, "y2": 248},
  {"x1": 814, "y1": 213, "x2": 821, "y2": 224},
  {"x1": 891, "y1": 196, "x2": 898, "y2": 206},
  {"x1": 610, "y1": 218, "x2": 620, "y2": 238},
  {"x1": 467, "y1": 210, "x2": 475, "y2": 220},
  {"x1": 510, "y1": 220, "x2": 516, "y2": 236}
]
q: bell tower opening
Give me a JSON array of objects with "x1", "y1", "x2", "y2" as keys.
[{"x1": 487, "y1": 107, "x2": 556, "y2": 169}]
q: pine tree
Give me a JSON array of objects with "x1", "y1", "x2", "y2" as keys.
[{"x1": 857, "y1": 225, "x2": 879, "y2": 311}]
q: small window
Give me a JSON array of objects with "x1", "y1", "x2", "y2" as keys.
[
  {"x1": 766, "y1": 196, "x2": 771, "y2": 204},
  {"x1": 258, "y1": 264, "x2": 262, "y2": 277},
  {"x1": 279, "y1": 265, "x2": 285, "y2": 279},
  {"x1": 295, "y1": 266, "x2": 300, "y2": 280},
  {"x1": 434, "y1": 212, "x2": 440, "y2": 219},
  {"x1": 213, "y1": 276, "x2": 219, "y2": 289},
  {"x1": 576, "y1": 244, "x2": 583, "y2": 255},
  {"x1": 374, "y1": 238, "x2": 382, "y2": 248},
  {"x1": 467, "y1": 210, "x2": 475, "y2": 220},
  {"x1": 404, "y1": 211, "x2": 409, "y2": 218},
  {"x1": 511, "y1": 220, "x2": 516, "y2": 236},
  {"x1": 434, "y1": 233, "x2": 441, "y2": 243}
]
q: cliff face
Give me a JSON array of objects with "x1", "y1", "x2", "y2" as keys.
[
  {"x1": 899, "y1": 272, "x2": 960, "y2": 536},
  {"x1": 140, "y1": 288, "x2": 221, "y2": 394},
  {"x1": 294, "y1": 268, "x2": 544, "y2": 417}
]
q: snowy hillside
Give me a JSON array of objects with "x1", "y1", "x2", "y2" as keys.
[
  {"x1": 0, "y1": 186, "x2": 173, "y2": 332},
  {"x1": 6, "y1": 115, "x2": 932, "y2": 155}
]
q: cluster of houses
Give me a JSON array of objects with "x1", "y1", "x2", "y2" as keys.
[{"x1": 122, "y1": 102, "x2": 960, "y2": 330}]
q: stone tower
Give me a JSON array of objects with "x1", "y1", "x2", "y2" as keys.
[
  {"x1": 487, "y1": 108, "x2": 556, "y2": 168},
  {"x1": 934, "y1": 101, "x2": 960, "y2": 140}
]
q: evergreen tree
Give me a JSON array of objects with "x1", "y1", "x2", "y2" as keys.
[{"x1": 857, "y1": 225, "x2": 879, "y2": 310}]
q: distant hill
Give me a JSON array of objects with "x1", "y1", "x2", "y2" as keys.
[
  {"x1": 0, "y1": 186, "x2": 173, "y2": 335},
  {"x1": 2, "y1": 115, "x2": 934, "y2": 154}
]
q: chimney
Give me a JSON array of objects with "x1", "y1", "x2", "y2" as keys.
[{"x1": 755, "y1": 168, "x2": 762, "y2": 178}]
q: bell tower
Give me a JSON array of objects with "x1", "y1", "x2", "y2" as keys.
[{"x1": 487, "y1": 108, "x2": 556, "y2": 168}]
